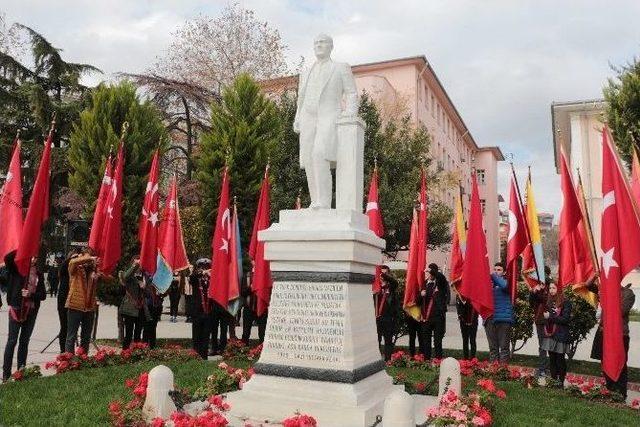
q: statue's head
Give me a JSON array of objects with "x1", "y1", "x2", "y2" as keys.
[{"x1": 314, "y1": 33, "x2": 333, "y2": 60}]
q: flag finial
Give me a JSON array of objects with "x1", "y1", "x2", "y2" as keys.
[
  {"x1": 48, "y1": 112, "x2": 57, "y2": 137},
  {"x1": 120, "y1": 121, "x2": 129, "y2": 141},
  {"x1": 15, "y1": 129, "x2": 21, "y2": 140}
]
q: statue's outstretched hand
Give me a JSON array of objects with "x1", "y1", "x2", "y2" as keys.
[{"x1": 293, "y1": 119, "x2": 300, "y2": 134}]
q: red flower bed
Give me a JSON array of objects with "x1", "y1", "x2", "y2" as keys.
[
  {"x1": 426, "y1": 389, "x2": 493, "y2": 426},
  {"x1": 45, "y1": 343, "x2": 199, "y2": 375}
]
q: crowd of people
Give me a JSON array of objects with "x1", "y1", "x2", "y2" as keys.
[
  {"x1": 374, "y1": 261, "x2": 636, "y2": 398},
  {"x1": 0, "y1": 249, "x2": 636, "y2": 399}
]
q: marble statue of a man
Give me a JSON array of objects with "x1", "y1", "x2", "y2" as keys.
[{"x1": 293, "y1": 33, "x2": 359, "y2": 209}]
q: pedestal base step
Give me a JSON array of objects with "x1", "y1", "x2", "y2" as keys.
[{"x1": 226, "y1": 371, "x2": 402, "y2": 426}]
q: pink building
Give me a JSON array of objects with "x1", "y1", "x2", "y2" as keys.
[{"x1": 263, "y1": 56, "x2": 504, "y2": 268}]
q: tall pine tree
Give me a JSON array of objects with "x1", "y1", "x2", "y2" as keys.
[
  {"x1": 196, "y1": 73, "x2": 281, "y2": 247},
  {"x1": 68, "y1": 81, "x2": 167, "y2": 264}
]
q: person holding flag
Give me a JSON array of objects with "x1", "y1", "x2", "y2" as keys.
[
  {"x1": 3, "y1": 120, "x2": 54, "y2": 381},
  {"x1": 244, "y1": 164, "x2": 272, "y2": 343},
  {"x1": 591, "y1": 128, "x2": 640, "y2": 398},
  {"x1": 450, "y1": 188, "x2": 477, "y2": 360},
  {"x1": 208, "y1": 167, "x2": 242, "y2": 355}
]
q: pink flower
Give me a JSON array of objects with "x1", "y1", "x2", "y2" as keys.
[
  {"x1": 151, "y1": 417, "x2": 164, "y2": 427},
  {"x1": 218, "y1": 362, "x2": 229, "y2": 370},
  {"x1": 414, "y1": 382, "x2": 426, "y2": 393},
  {"x1": 495, "y1": 389, "x2": 506, "y2": 399},
  {"x1": 631, "y1": 398, "x2": 640, "y2": 409},
  {"x1": 125, "y1": 378, "x2": 136, "y2": 388},
  {"x1": 75, "y1": 347, "x2": 86, "y2": 356}
]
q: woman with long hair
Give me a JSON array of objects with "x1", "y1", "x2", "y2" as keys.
[{"x1": 541, "y1": 282, "x2": 572, "y2": 386}]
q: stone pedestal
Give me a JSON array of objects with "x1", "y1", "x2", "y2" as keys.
[
  {"x1": 336, "y1": 117, "x2": 365, "y2": 212},
  {"x1": 226, "y1": 209, "x2": 400, "y2": 426}
]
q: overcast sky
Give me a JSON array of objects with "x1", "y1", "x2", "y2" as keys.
[{"x1": 3, "y1": 0, "x2": 640, "y2": 218}]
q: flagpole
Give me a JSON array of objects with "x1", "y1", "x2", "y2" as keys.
[
  {"x1": 576, "y1": 169, "x2": 601, "y2": 277},
  {"x1": 510, "y1": 163, "x2": 542, "y2": 284}
]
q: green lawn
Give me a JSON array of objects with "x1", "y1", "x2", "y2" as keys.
[
  {"x1": 0, "y1": 359, "x2": 217, "y2": 426},
  {"x1": 1, "y1": 357, "x2": 638, "y2": 426},
  {"x1": 98, "y1": 339, "x2": 640, "y2": 383}
]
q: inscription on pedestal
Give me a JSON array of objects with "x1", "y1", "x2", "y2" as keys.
[{"x1": 264, "y1": 282, "x2": 346, "y2": 364}]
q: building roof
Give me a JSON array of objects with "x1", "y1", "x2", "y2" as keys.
[
  {"x1": 550, "y1": 98, "x2": 606, "y2": 171},
  {"x1": 476, "y1": 146, "x2": 505, "y2": 161},
  {"x1": 261, "y1": 55, "x2": 487, "y2": 152}
]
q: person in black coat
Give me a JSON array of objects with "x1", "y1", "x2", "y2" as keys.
[
  {"x1": 541, "y1": 281, "x2": 572, "y2": 385},
  {"x1": 377, "y1": 266, "x2": 399, "y2": 361},
  {"x1": 418, "y1": 264, "x2": 449, "y2": 360},
  {"x1": 190, "y1": 260, "x2": 212, "y2": 359},
  {"x1": 456, "y1": 295, "x2": 478, "y2": 359},
  {"x1": 2, "y1": 252, "x2": 46, "y2": 381}
]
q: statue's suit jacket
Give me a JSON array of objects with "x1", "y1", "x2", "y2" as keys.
[{"x1": 295, "y1": 60, "x2": 358, "y2": 169}]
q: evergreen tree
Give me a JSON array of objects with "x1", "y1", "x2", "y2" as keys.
[
  {"x1": 604, "y1": 58, "x2": 640, "y2": 165},
  {"x1": 68, "y1": 81, "x2": 167, "y2": 264},
  {"x1": 196, "y1": 73, "x2": 281, "y2": 249}
]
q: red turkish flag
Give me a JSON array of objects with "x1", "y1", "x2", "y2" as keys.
[
  {"x1": 0, "y1": 139, "x2": 23, "y2": 264},
  {"x1": 506, "y1": 175, "x2": 528, "y2": 301},
  {"x1": 558, "y1": 150, "x2": 586, "y2": 291},
  {"x1": 208, "y1": 167, "x2": 231, "y2": 309},
  {"x1": 100, "y1": 143, "x2": 124, "y2": 275},
  {"x1": 366, "y1": 165, "x2": 384, "y2": 293},
  {"x1": 416, "y1": 169, "x2": 428, "y2": 286},
  {"x1": 139, "y1": 150, "x2": 160, "y2": 274},
  {"x1": 402, "y1": 208, "x2": 421, "y2": 320},
  {"x1": 15, "y1": 134, "x2": 52, "y2": 276},
  {"x1": 600, "y1": 128, "x2": 640, "y2": 381},
  {"x1": 157, "y1": 174, "x2": 189, "y2": 272},
  {"x1": 88, "y1": 155, "x2": 112, "y2": 256},
  {"x1": 249, "y1": 165, "x2": 272, "y2": 316},
  {"x1": 630, "y1": 146, "x2": 640, "y2": 208},
  {"x1": 459, "y1": 173, "x2": 493, "y2": 319}
]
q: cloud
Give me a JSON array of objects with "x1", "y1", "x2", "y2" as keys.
[{"x1": 3, "y1": 0, "x2": 640, "y2": 218}]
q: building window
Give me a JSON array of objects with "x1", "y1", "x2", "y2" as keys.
[
  {"x1": 480, "y1": 199, "x2": 486, "y2": 215},
  {"x1": 477, "y1": 169, "x2": 486, "y2": 185}
]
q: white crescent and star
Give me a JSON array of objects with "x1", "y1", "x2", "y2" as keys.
[
  {"x1": 366, "y1": 201, "x2": 378, "y2": 212},
  {"x1": 601, "y1": 247, "x2": 619, "y2": 279}
]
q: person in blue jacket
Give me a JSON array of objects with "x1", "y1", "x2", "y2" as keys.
[{"x1": 484, "y1": 262, "x2": 512, "y2": 363}]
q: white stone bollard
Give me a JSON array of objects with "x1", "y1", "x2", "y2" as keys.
[
  {"x1": 143, "y1": 365, "x2": 177, "y2": 422},
  {"x1": 438, "y1": 357, "x2": 461, "y2": 398},
  {"x1": 382, "y1": 389, "x2": 415, "y2": 427}
]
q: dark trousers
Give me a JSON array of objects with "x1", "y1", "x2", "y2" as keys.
[
  {"x1": 210, "y1": 310, "x2": 228, "y2": 353},
  {"x1": 185, "y1": 295, "x2": 194, "y2": 320},
  {"x1": 143, "y1": 319, "x2": 158, "y2": 348},
  {"x1": 379, "y1": 320, "x2": 395, "y2": 361},
  {"x1": 57, "y1": 305, "x2": 68, "y2": 353},
  {"x1": 134, "y1": 308, "x2": 144, "y2": 341},
  {"x1": 169, "y1": 290, "x2": 180, "y2": 317},
  {"x1": 192, "y1": 316, "x2": 211, "y2": 359},
  {"x1": 549, "y1": 351, "x2": 567, "y2": 384},
  {"x1": 65, "y1": 309, "x2": 94, "y2": 353},
  {"x1": 460, "y1": 321, "x2": 478, "y2": 359},
  {"x1": 535, "y1": 323, "x2": 549, "y2": 375},
  {"x1": 605, "y1": 335, "x2": 630, "y2": 398},
  {"x1": 484, "y1": 319, "x2": 511, "y2": 363},
  {"x1": 241, "y1": 308, "x2": 267, "y2": 343},
  {"x1": 122, "y1": 315, "x2": 141, "y2": 350},
  {"x1": 424, "y1": 316, "x2": 445, "y2": 359},
  {"x1": 406, "y1": 316, "x2": 426, "y2": 357},
  {"x1": 3, "y1": 310, "x2": 38, "y2": 380}
]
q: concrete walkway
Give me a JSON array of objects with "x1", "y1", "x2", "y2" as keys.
[{"x1": 1, "y1": 297, "x2": 639, "y2": 374}]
